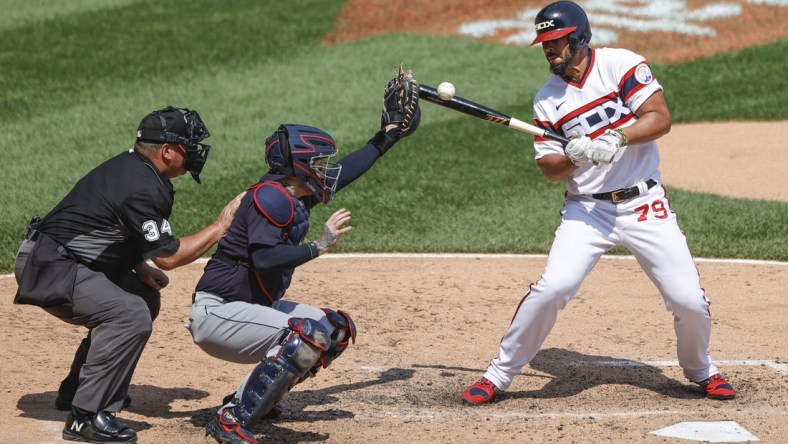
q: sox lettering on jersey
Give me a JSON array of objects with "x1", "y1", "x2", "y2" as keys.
[
  {"x1": 559, "y1": 95, "x2": 633, "y2": 139},
  {"x1": 532, "y1": 48, "x2": 663, "y2": 196}
]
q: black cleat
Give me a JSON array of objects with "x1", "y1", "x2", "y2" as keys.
[{"x1": 62, "y1": 411, "x2": 137, "y2": 443}]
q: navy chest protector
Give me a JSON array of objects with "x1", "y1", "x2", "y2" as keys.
[
  {"x1": 249, "y1": 181, "x2": 310, "y2": 245},
  {"x1": 246, "y1": 181, "x2": 311, "y2": 304}
]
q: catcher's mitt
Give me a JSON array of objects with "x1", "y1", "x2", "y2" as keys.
[{"x1": 381, "y1": 63, "x2": 420, "y2": 137}]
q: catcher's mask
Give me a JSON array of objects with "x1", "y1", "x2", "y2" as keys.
[
  {"x1": 136, "y1": 106, "x2": 212, "y2": 183},
  {"x1": 265, "y1": 124, "x2": 342, "y2": 204},
  {"x1": 530, "y1": 1, "x2": 592, "y2": 50}
]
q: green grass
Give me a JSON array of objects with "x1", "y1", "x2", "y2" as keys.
[
  {"x1": 657, "y1": 39, "x2": 788, "y2": 122},
  {"x1": 1, "y1": 0, "x2": 786, "y2": 272}
]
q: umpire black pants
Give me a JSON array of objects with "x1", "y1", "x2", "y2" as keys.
[
  {"x1": 15, "y1": 238, "x2": 160, "y2": 414},
  {"x1": 60, "y1": 270, "x2": 161, "y2": 405}
]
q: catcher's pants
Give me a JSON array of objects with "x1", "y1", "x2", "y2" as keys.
[
  {"x1": 189, "y1": 292, "x2": 336, "y2": 414},
  {"x1": 483, "y1": 184, "x2": 719, "y2": 390},
  {"x1": 15, "y1": 238, "x2": 158, "y2": 414},
  {"x1": 188, "y1": 291, "x2": 333, "y2": 364}
]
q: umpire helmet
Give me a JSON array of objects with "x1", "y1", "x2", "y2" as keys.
[
  {"x1": 265, "y1": 124, "x2": 342, "y2": 204},
  {"x1": 136, "y1": 106, "x2": 212, "y2": 183},
  {"x1": 530, "y1": 1, "x2": 592, "y2": 50}
]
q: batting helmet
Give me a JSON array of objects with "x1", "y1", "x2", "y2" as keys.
[
  {"x1": 530, "y1": 1, "x2": 592, "y2": 50},
  {"x1": 265, "y1": 124, "x2": 342, "y2": 204},
  {"x1": 136, "y1": 106, "x2": 212, "y2": 183}
]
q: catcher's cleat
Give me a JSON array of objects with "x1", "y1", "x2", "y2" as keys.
[
  {"x1": 462, "y1": 377, "x2": 500, "y2": 405},
  {"x1": 206, "y1": 407, "x2": 258, "y2": 444},
  {"x1": 696, "y1": 373, "x2": 736, "y2": 400},
  {"x1": 62, "y1": 411, "x2": 137, "y2": 443}
]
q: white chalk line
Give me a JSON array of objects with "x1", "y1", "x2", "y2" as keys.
[
  {"x1": 2, "y1": 253, "x2": 785, "y2": 279},
  {"x1": 314, "y1": 253, "x2": 788, "y2": 267},
  {"x1": 572, "y1": 359, "x2": 788, "y2": 376},
  {"x1": 348, "y1": 406, "x2": 788, "y2": 422},
  {"x1": 363, "y1": 359, "x2": 788, "y2": 376},
  {"x1": 355, "y1": 359, "x2": 788, "y2": 423}
]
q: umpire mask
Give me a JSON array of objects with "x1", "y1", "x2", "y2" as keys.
[{"x1": 136, "y1": 106, "x2": 212, "y2": 183}]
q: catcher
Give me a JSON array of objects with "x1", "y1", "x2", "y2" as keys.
[{"x1": 188, "y1": 66, "x2": 420, "y2": 444}]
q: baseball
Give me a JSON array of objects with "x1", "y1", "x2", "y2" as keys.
[{"x1": 437, "y1": 82, "x2": 455, "y2": 100}]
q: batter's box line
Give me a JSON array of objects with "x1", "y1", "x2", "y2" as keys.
[
  {"x1": 314, "y1": 253, "x2": 788, "y2": 267},
  {"x1": 569, "y1": 359, "x2": 788, "y2": 375},
  {"x1": 369, "y1": 406, "x2": 788, "y2": 421},
  {"x1": 361, "y1": 360, "x2": 788, "y2": 376}
]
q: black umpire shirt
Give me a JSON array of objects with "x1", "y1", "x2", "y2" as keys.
[{"x1": 36, "y1": 148, "x2": 180, "y2": 279}]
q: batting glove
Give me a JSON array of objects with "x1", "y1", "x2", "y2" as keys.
[
  {"x1": 587, "y1": 129, "x2": 625, "y2": 164},
  {"x1": 565, "y1": 131, "x2": 591, "y2": 166}
]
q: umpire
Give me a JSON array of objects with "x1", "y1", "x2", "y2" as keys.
[{"x1": 13, "y1": 106, "x2": 244, "y2": 443}]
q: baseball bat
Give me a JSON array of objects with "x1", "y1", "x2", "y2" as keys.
[{"x1": 418, "y1": 84, "x2": 570, "y2": 145}]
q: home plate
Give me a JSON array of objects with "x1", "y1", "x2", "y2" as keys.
[{"x1": 650, "y1": 421, "x2": 758, "y2": 442}]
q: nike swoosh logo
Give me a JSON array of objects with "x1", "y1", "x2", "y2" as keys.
[{"x1": 556, "y1": 100, "x2": 567, "y2": 111}]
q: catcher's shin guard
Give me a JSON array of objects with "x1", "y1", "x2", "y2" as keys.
[{"x1": 235, "y1": 318, "x2": 329, "y2": 429}]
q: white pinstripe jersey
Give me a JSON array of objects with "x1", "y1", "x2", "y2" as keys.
[{"x1": 532, "y1": 47, "x2": 663, "y2": 195}]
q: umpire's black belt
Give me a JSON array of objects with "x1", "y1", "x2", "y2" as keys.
[
  {"x1": 212, "y1": 248, "x2": 250, "y2": 269},
  {"x1": 26, "y1": 229, "x2": 41, "y2": 242},
  {"x1": 592, "y1": 179, "x2": 658, "y2": 203}
]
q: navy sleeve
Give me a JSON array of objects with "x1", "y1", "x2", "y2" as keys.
[
  {"x1": 250, "y1": 242, "x2": 318, "y2": 273},
  {"x1": 335, "y1": 143, "x2": 382, "y2": 192}
]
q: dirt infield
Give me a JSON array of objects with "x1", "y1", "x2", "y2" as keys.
[
  {"x1": 2, "y1": 256, "x2": 787, "y2": 443},
  {"x1": 1, "y1": 121, "x2": 786, "y2": 442},
  {"x1": 3, "y1": 1, "x2": 787, "y2": 441}
]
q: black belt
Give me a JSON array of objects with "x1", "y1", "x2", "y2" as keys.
[
  {"x1": 592, "y1": 179, "x2": 658, "y2": 203},
  {"x1": 23, "y1": 215, "x2": 42, "y2": 241},
  {"x1": 212, "y1": 248, "x2": 250, "y2": 268},
  {"x1": 25, "y1": 229, "x2": 80, "y2": 261},
  {"x1": 26, "y1": 230, "x2": 41, "y2": 242}
]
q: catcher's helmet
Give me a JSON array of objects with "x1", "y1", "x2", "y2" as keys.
[
  {"x1": 136, "y1": 106, "x2": 212, "y2": 183},
  {"x1": 530, "y1": 1, "x2": 592, "y2": 50},
  {"x1": 265, "y1": 124, "x2": 342, "y2": 204}
]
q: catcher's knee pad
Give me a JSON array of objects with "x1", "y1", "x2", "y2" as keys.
[
  {"x1": 320, "y1": 308, "x2": 356, "y2": 368},
  {"x1": 300, "y1": 309, "x2": 357, "y2": 383},
  {"x1": 235, "y1": 318, "x2": 330, "y2": 428}
]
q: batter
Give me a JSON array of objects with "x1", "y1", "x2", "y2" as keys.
[{"x1": 463, "y1": 0, "x2": 736, "y2": 405}]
